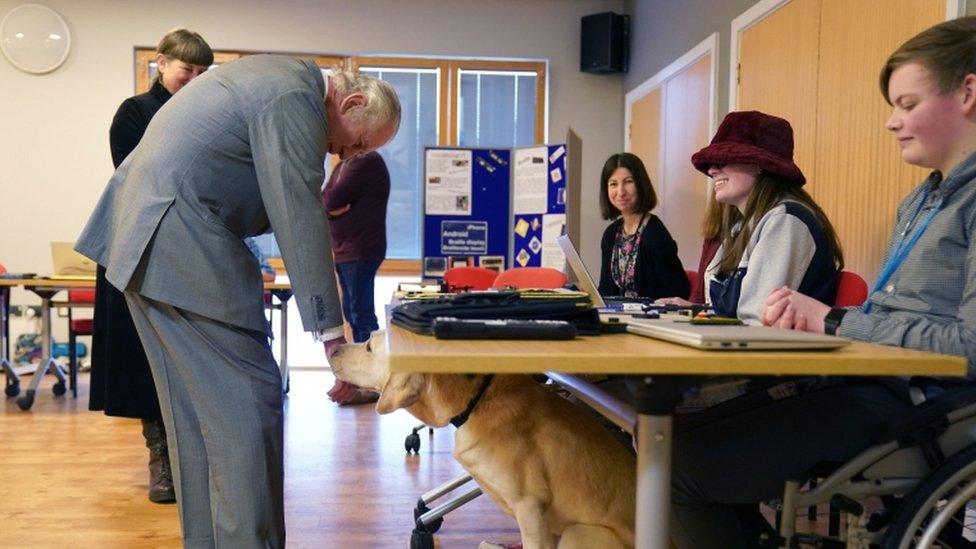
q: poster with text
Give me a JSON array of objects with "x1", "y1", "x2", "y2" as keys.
[
  {"x1": 425, "y1": 149, "x2": 473, "y2": 215},
  {"x1": 512, "y1": 146, "x2": 548, "y2": 214},
  {"x1": 541, "y1": 213, "x2": 566, "y2": 270}
]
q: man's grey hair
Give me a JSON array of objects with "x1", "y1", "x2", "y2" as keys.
[{"x1": 331, "y1": 70, "x2": 402, "y2": 137}]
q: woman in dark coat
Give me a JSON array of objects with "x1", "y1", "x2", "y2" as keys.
[
  {"x1": 90, "y1": 28, "x2": 212, "y2": 503},
  {"x1": 597, "y1": 152, "x2": 690, "y2": 300}
]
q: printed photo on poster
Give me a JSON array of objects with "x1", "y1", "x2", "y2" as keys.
[
  {"x1": 549, "y1": 145, "x2": 565, "y2": 163},
  {"x1": 426, "y1": 149, "x2": 473, "y2": 215},
  {"x1": 512, "y1": 146, "x2": 548, "y2": 214},
  {"x1": 479, "y1": 256, "x2": 505, "y2": 273},
  {"x1": 424, "y1": 257, "x2": 447, "y2": 277}
]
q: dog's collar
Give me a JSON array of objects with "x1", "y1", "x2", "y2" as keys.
[{"x1": 450, "y1": 374, "x2": 495, "y2": 428}]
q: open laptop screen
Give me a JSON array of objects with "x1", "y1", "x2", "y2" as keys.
[{"x1": 556, "y1": 234, "x2": 606, "y2": 308}]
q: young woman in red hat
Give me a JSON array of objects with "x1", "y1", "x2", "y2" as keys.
[
  {"x1": 670, "y1": 17, "x2": 976, "y2": 548},
  {"x1": 690, "y1": 111, "x2": 843, "y2": 324}
]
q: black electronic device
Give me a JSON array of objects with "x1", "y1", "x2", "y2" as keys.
[
  {"x1": 581, "y1": 11, "x2": 629, "y2": 74},
  {"x1": 432, "y1": 317, "x2": 577, "y2": 340}
]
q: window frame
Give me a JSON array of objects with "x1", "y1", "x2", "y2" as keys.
[{"x1": 133, "y1": 48, "x2": 547, "y2": 274}]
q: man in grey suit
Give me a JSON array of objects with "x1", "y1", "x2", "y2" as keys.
[{"x1": 76, "y1": 55, "x2": 400, "y2": 548}]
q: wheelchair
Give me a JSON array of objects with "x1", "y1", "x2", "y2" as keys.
[{"x1": 772, "y1": 383, "x2": 976, "y2": 548}]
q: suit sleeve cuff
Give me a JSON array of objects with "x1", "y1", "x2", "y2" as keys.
[{"x1": 312, "y1": 326, "x2": 345, "y2": 342}]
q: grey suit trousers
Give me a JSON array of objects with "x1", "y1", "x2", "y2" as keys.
[{"x1": 125, "y1": 292, "x2": 285, "y2": 549}]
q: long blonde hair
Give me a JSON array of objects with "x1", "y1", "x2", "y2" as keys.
[{"x1": 716, "y1": 173, "x2": 844, "y2": 274}]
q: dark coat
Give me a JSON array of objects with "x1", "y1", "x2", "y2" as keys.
[
  {"x1": 598, "y1": 214, "x2": 691, "y2": 300},
  {"x1": 89, "y1": 81, "x2": 171, "y2": 419}
]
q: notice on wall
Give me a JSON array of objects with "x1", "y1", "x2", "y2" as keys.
[
  {"x1": 426, "y1": 149, "x2": 473, "y2": 215},
  {"x1": 512, "y1": 146, "x2": 548, "y2": 214},
  {"x1": 540, "y1": 213, "x2": 566, "y2": 270},
  {"x1": 441, "y1": 220, "x2": 488, "y2": 255}
]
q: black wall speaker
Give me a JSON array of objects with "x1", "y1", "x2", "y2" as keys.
[{"x1": 580, "y1": 11, "x2": 629, "y2": 74}]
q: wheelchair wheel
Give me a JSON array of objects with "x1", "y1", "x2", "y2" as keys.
[{"x1": 882, "y1": 442, "x2": 976, "y2": 548}]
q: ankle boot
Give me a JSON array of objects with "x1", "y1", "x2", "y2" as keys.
[{"x1": 141, "y1": 418, "x2": 176, "y2": 504}]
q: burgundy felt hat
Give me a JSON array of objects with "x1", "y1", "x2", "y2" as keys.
[{"x1": 691, "y1": 110, "x2": 806, "y2": 186}]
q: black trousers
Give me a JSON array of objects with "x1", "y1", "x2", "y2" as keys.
[{"x1": 670, "y1": 382, "x2": 914, "y2": 548}]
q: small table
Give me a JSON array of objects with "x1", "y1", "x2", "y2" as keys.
[
  {"x1": 1, "y1": 277, "x2": 294, "y2": 410},
  {"x1": 264, "y1": 278, "x2": 293, "y2": 391},
  {"x1": 0, "y1": 278, "x2": 94, "y2": 409},
  {"x1": 386, "y1": 326, "x2": 967, "y2": 549}
]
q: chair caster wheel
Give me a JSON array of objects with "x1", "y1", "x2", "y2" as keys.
[
  {"x1": 414, "y1": 502, "x2": 443, "y2": 533},
  {"x1": 405, "y1": 431, "x2": 421, "y2": 454},
  {"x1": 410, "y1": 529, "x2": 435, "y2": 549},
  {"x1": 5, "y1": 382, "x2": 19, "y2": 397},
  {"x1": 53, "y1": 382, "x2": 66, "y2": 396},
  {"x1": 16, "y1": 390, "x2": 34, "y2": 410}
]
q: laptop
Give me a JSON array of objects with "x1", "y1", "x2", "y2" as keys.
[
  {"x1": 556, "y1": 234, "x2": 608, "y2": 307},
  {"x1": 50, "y1": 242, "x2": 97, "y2": 279},
  {"x1": 624, "y1": 316, "x2": 849, "y2": 351},
  {"x1": 556, "y1": 234, "x2": 664, "y2": 312}
]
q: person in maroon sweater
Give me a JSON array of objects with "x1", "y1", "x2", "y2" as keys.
[{"x1": 322, "y1": 150, "x2": 390, "y2": 404}]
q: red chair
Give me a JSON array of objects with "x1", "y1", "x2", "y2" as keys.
[
  {"x1": 492, "y1": 267, "x2": 568, "y2": 290},
  {"x1": 834, "y1": 271, "x2": 868, "y2": 307},
  {"x1": 443, "y1": 266, "x2": 498, "y2": 292},
  {"x1": 685, "y1": 270, "x2": 699, "y2": 293},
  {"x1": 67, "y1": 289, "x2": 96, "y2": 398}
]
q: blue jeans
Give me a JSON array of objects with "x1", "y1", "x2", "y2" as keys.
[{"x1": 335, "y1": 260, "x2": 382, "y2": 343}]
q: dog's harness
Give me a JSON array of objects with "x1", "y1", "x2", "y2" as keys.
[{"x1": 450, "y1": 374, "x2": 495, "y2": 428}]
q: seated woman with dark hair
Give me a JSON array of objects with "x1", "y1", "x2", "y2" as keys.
[{"x1": 597, "y1": 152, "x2": 690, "y2": 300}]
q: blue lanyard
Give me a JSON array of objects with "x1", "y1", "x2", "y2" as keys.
[{"x1": 864, "y1": 190, "x2": 942, "y2": 313}]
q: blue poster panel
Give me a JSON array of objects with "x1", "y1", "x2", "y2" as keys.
[
  {"x1": 510, "y1": 144, "x2": 567, "y2": 268},
  {"x1": 423, "y1": 147, "x2": 510, "y2": 277}
]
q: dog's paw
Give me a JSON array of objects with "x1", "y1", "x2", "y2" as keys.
[{"x1": 478, "y1": 542, "x2": 522, "y2": 549}]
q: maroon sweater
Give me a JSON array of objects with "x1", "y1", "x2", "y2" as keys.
[
  {"x1": 321, "y1": 151, "x2": 391, "y2": 264},
  {"x1": 689, "y1": 238, "x2": 721, "y2": 304}
]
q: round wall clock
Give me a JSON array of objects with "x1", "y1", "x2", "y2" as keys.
[{"x1": 1, "y1": 4, "x2": 71, "y2": 74}]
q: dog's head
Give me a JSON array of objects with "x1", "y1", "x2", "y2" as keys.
[
  {"x1": 330, "y1": 330, "x2": 426, "y2": 415},
  {"x1": 331, "y1": 330, "x2": 481, "y2": 426}
]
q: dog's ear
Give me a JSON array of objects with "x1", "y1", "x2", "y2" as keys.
[{"x1": 376, "y1": 372, "x2": 425, "y2": 414}]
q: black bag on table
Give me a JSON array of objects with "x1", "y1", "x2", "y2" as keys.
[{"x1": 390, "y1": 291, "x2": 602, "y2": 335}]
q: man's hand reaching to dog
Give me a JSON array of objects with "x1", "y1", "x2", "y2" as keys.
[
  {"x1": 323, "y1": 334, "x2": 379, "y2": 405},
  {"x1": 323, "y1": 335, "x2": 346, "y2": 361}
]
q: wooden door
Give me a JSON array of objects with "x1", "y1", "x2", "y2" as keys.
[
  {"x1": 661, "y1": 54, "x2": 713, "y2": 269},
  {"x1": 813, "y1": 0, "x2": 943, "y2": 284},
  {"x1": 629, "y1": 87, "x2": 663, "y2": 205},
  {"x1": 737, "y1": 0, "x2": 821, "y2": 188},
  {"x1": 736, "y1": 0, "x2": 945, "y2": 284}
]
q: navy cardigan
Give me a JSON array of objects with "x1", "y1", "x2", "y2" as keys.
[{"x1": 598, "y1": 214, "x2": 690, "y2": 300}]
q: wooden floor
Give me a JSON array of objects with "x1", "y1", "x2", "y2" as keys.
[{"x1": 0, "y1": 370, "x2": 519, "y2": 548}]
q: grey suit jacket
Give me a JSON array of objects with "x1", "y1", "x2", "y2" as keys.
[{"x1": 77, "y1": 55, "x2": 343, "y2": 336}]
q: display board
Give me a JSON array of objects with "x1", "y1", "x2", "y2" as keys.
[
  {"x1": 510, "y1": 144, "x2": 566, "y2": 269},
  {"x1": 422, "y1": 144, "x2": 567, "y2": 278}
]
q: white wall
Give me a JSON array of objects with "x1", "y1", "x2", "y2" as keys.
[{"x1": 0, "y1": 0, "x2": 623, "y2": 304}]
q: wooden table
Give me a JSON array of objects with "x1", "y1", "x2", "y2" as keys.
[
  {"x1": 386, "y1": 325, "x2": 967, "y2": 549},
  {"x1": 0, "y1": 276, "x2": 294, "y2": 409}
]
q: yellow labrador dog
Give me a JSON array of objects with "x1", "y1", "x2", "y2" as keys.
[{"x1": 331, "y1": 330, "x2": 636, "y2": 549}]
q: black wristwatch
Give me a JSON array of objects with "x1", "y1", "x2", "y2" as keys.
[{"x1": 823, "y1": 307, "x2": 848, "y2": 336}]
